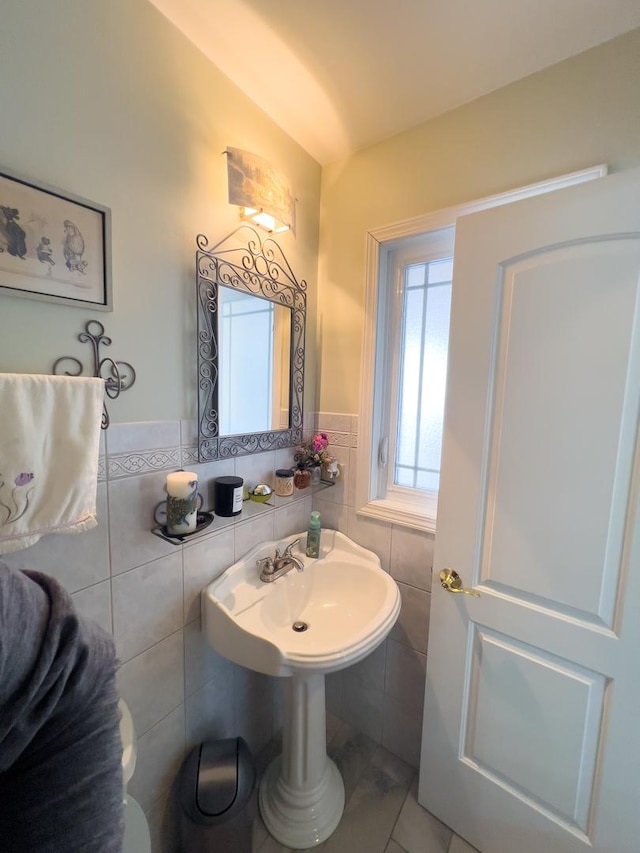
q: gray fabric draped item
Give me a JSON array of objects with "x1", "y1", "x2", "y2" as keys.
[{"x1": 0, "y1": 563, "x2": 124, "y2": 852}]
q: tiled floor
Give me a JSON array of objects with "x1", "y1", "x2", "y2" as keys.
[{"x1": 251, "y1": 717, "x2": 479, "y2": 853}]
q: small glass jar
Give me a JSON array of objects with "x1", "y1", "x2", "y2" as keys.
[
  {"x1": 293, "y1": 463, "x2": 311, "y2": 490},
  {"x1": 310, "y1": 464, "x2": 322, "y2": 486},
  {"x1": 275, "y1": 468, "x2": 294, "y2": 497}
]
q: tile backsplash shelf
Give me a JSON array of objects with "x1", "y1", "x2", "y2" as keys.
[{"x1": 151, "y1": 479, "x2": 334, "y2": 545}]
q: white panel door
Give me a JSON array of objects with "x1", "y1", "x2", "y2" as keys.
[{"x1": 419, "y1": 168, "x2": 640, "y2": 853}]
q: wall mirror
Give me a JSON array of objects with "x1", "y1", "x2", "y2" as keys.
[{"x1": 196, "y1": 226, "x2": 306, "y2": 460}]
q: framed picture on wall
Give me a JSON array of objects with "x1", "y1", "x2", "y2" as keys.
[{"x1": 0, "y1": 167, "x2": 112, "y2": 310}]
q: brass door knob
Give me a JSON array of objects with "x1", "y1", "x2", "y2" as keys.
[{"x1": 439, "y1": 569, "x2": 480, "y2": 597}]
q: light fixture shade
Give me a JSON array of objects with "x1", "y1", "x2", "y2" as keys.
[
  {"x1": 226, "y1": 147, "x2": 295, "y2": 235},
  {"x1": 239, "y1": 207, "x2": 291, "y2": 234}
]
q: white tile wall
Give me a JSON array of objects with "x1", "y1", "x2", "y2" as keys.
[
  {"x1": 390, "y1": 583, "x2": 431, "y2": 655},
  {"x1": 312, "y1": 494, "x2": 349, "y2": 533},
  {"x1": 128, "y1": 705, "x2": 186, "y2": 812},
  {"x1": 108, "y1": 471, "x2": 176, "y2": 574},
  {"x1": 342, "y1": 678, "x2": 384, "y2": 742},
  {"x1": 233, "y1": 666, "x2": 277, "y2": 756},
  {"x1": 182, "y1": 528, "x2": 235, "y2": 623},
  {"x1": 273, "y1": 493, "x2": 313, "y2": 539},
  {"x1": 233, "y1": 509, "x2": 275, "y2": 559},
  {"x1": 185, "y1": 673, "x2": 236, "y2": 749},
  {"x1": 112, "y1": 552, "x2": 183, "y2": 662},
  {"x1": 385, "y1": 640, "x2": 427, "y2": 717},
  {"x1": 342, "y1": 642, "x2": 387, "y2": 741},
  {"x1": 347, "y1": 508, "x2": 392, "y2": 570},
  {"x1": 2, "y1": 419, "x2": 318, "y2": 851},
  {"x1": 117, "y1": 630, "x2": 185, "y2": 736},
  {"x1": 347, "y1": 641, "x2": 386, "y2": 694},
  {"x1": 235, "y1": 450, "x2": 276, "y2": 490},
  {"x1": 312, "y1": 412, "x2": 433, "y2": 776},
  {"x1": 382, "y1": 695, "x2": 424, "y2": 769},
  {"x1": 183, "y1": 617, "x2": 236, "y2": 697},
  {"x1": 390, "y1": 525, "x2": 434, "y2": 592},
  {"x1": 71, "y1": 578, "x2": 113, "y2": 634},
  {"x1": 4, "y1": 414, "x2": 433, "y2": 851}
]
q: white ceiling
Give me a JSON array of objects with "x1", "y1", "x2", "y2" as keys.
[{"x1": 148, "y1": 0, "x2": 640, "y2": 165}]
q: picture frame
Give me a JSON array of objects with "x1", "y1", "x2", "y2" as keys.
[{"x1": 0, "y1": 166, "x2": 112, "y2": 310}]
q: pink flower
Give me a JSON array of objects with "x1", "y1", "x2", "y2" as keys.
[
  {"x1": 294, "y1": 433, "x2": 331, "y2": 467},
  {"x1": 312, "y1": 433, "x2": 329, "y2": 452}
]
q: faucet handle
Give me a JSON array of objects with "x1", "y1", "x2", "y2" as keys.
[
  {"x1": 283, "y1": 539, "x2": 300, "y2": 558},
  {"x1": 256, "y1": 556, "x2": 274, "y2": 576}
]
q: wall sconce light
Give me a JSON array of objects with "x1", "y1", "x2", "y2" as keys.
[
  {"x1": 226, "y1": 147, "x2": 296, "y2": 236},
  {"x1": 239, "y1": 206, "x2": 290, "y2": 234}
]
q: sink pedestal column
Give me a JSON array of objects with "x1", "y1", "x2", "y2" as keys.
[{"x1": 259, "y1": 672, "x2": 345, "y2": 847}]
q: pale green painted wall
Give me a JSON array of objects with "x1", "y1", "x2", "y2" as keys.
[
  {"x1": 318, "y1": 28, "x2": 640, "y2": 413},
  {"x1": 0, "y1": 0, "x2": 321, "y2": 423},
  {"x1": 2, "y1": 8, "x2": 639, "y2": 426}
]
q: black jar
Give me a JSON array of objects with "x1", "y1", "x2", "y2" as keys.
[{"x1": 214, "y1": 476, "x2": 244, "y2": 517}]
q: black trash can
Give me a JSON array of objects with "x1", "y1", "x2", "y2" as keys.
[{"x1": 179, "y1": 737, "x2": 256, "y2": 853}]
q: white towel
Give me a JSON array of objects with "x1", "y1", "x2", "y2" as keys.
[{"x1": 0, "y1": 373, "x2": 104, "y2": 554}]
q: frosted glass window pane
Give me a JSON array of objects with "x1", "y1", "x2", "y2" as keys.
[
  {"x1": 396, "y1": 286, "x2": 423, "y2": 466},
  {"x1": 416, "y1": 471, "x2": 440, "y2": 491},
  {"x1": 406, "y1": 263, "x2": 426, "y2": 288},
  {"x1": 419, "y1": 284, "x2": 451, "y2": 471},
  {"x1": 394, "y1": 258, "x2": 452, "y2": 492},
  {"x1": 395, "y1": 467, "x2": 415, "y2": 487},
  {"x1": 428, "y1": 258, "x2": 453, "y2": 284}
]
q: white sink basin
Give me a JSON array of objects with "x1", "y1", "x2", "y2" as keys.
[
  {"x1": 203, "y1": 528, "x2": 401, "y2": 847},
  {"x1": 204, "y1": 529, "x2": 400, "y2": 677}
]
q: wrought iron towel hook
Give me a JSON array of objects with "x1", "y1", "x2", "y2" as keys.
[{"x1": 53, "y1": 320, "x2": 136, "y2": 429}]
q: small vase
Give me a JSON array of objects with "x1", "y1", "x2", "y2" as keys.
[
  {"x1": 310, "y1": 464, "x2": 322, "y2": 486},
  {"x1": 294, "y1": 464, "x2": 311, "y2": 490}
]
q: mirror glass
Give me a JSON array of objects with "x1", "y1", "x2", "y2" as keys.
[
  {"x1": 196, "y1": 227, "x2": 305, "y2": 461},
  {"x1": 218, "y1": 286, "x2": 291, "y2": 435}
]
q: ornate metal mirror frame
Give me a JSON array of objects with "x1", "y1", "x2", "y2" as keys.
[{"x1": 196, "y1": 225, "x2": 306, "y2": 460}]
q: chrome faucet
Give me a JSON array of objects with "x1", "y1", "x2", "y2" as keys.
[{"x1": 257, "y1": 539, "x2": 304, "y2": 583}]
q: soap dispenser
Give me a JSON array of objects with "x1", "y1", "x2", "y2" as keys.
[{"x1": 305, "y1": 511, "x2": 321, "y2": 558}]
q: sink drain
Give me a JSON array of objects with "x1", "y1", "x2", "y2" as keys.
[{"x1": 292, "y1": 621, "x2": 309, "y2": 633}]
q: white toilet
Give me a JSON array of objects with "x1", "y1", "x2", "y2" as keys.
[{"x1": 118, "y1": 699, "x2": 152, "y2": 853}]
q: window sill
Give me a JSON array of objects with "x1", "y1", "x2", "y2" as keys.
[{"x1": 356, "y1": 494, "x2": 437, "y2": 533}]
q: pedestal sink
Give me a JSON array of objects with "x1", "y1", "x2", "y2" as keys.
[{"x1": 203, "y1": 529, "x2": 401, "y2": 848}]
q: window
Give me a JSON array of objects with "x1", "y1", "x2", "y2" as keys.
[
  {"x1": 356, "y1": 165, "x2": 608, "y2": 532},
  {"x1": 374, "y1": 228, "x2": 454, "y2": 527},
  {"x1": 395, "y1": 255, "x2": 452, "y2": 492}
]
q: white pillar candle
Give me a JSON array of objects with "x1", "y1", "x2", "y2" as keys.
[
  {"x1": 166, "y1": 471, "x2": 198, "y2": 498},
  {"x1": 165, "y1": 471, "x2": 199, "y2": 535}
]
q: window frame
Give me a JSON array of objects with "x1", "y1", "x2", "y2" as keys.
[
  {"x1": 386, "y1": 231, "x2": 454, "y2": 500},
  {"x1": 356, "y1": 164, "x2": 608, "y2": 533}
]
